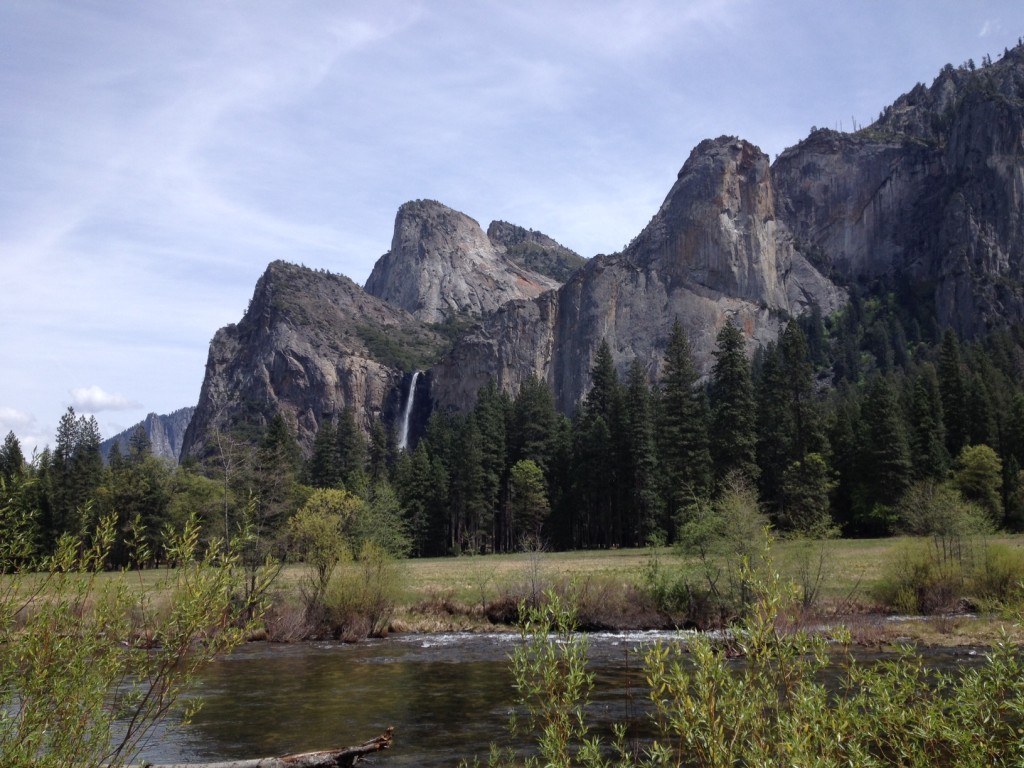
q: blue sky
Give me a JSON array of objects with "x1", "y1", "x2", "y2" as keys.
[{"x1": 2, "y1": 1, "x2": 1023, "y2": 455}]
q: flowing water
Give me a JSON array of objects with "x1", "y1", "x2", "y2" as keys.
[
  {"x1": 397, "y1": 371, "x2": 420, "y2": 451},
  {"x1": 134, "y1": 630, "x2": 680, "y2": 766},
  {"x1": 134, "y1": 631, "x2": 988, "y2": 766}
]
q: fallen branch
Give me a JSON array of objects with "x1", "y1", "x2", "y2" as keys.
[{"x1": 128, "y1": 727, "x2": 394, "y2": 768}]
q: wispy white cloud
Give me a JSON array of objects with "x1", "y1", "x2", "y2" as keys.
[{"x1": 70, "y1": 386, "x2": 139, "y2": 412}]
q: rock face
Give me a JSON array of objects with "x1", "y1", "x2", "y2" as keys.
[
  {"x1": 364, "y1": 200, "x2": 561, "y2": 323},
  {"x1": 431, "y1": 138, "x2": 844, "y2": 414},
  {"x1": 185, "y1": 45, "x2": 1024, "y2": 454},
  {"x1": 772, "y1": 49, "x2": 1024, "y2": 337},
  {"x1": 180, "y1": 261, "x2": 445, "y2": 458},
  {"x1": 101, "y1": 407, "x2": 195, "y2": 464}
]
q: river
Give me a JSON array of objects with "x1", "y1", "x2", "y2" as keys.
[{"x1": 133, "y1": 630, "x2": 986, "y2": 766}]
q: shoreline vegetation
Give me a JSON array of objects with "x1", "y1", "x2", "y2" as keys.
[
  {"x1": 5, "y1": 521, "x2": 1024, "y2": 766},
  {"x1": 249, "y1": 534, "x2": 1024, "y2": 648}
]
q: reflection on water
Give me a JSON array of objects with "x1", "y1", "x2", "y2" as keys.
[{"x1": 135, "y1": 631, "x2": 986, "y2": 767}]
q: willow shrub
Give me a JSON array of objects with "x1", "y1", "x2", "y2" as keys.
[
  {"x1": 0, "y1": 490, "x2": 264, "y2": 767},
  {"x1": 324, "y1": 541, "x2": 404, "y2": 640},
  {"x1": 487, "y1": 562, "x2": 1024, "y2": 768}
]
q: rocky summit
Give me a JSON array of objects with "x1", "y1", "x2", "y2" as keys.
[
  {"x1": 181, "y1": 261, "x2": 447, "y2": 458},
  {"x1": 363, "y1": 200, "x2": 561, "y2": 324},
  {"x1": 182, "y1": 45, "x2": 1024, "y2": 459}
]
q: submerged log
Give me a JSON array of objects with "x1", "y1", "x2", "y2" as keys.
[{"x1": 129, "y1": 728, "x2": 393, "y2": 768}]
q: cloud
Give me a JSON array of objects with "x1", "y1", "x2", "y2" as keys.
[
  {"x1": 0, "y1": 407, "x2": 36, "y2": 434},
  {"x1": 0, "y1": 408, "x2": 48, "y2": 456},
  {"x1": 69, "y1": 385, "x2": 139, "y2": 412}
]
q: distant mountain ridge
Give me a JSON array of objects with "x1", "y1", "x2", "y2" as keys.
[
  {"x1": 180, "y1": 43, "x2": 1024, "y2": 459},
  {"x1": 101, "y1": 407, "x2": 194, "y2": 464}
]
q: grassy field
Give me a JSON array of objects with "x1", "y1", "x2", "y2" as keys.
[
  {"x1": 381, "y1": 533, "x2": 1024, "y2": 605},
  {"x1": 12, "y1": 534, "x2": 1024, "y2": 645}
]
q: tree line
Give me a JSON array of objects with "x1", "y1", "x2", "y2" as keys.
[
  {"x1": 4, "y1": 289, "x2": 1024, "y2": 563},
  {"x1": 386, "y1": 292, "x2": 1024, "y2": 554}
]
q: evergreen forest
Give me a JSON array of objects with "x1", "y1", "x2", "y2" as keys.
[{"x1": 4, "y1": 288, "x2": 1024, "y2": 565}]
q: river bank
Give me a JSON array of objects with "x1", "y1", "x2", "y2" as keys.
[{"x1": 253, "y1": 535, "x2": 1024, "y2": 649}]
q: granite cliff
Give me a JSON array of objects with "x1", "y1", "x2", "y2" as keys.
[
  {"x1": 363, "y1": 200, "x2": 561, "y2": 323},
  {"x1": 101, "y1": 407, "x2": 195, "y2": 464},
  {"x1": 183, "y1": 45, "x2": 1024, "y2": 456},
  {"x1": 431, "y1": 137, "x2": 844, "y2": 414},
  {"x1": 773, "y1": 47, "x2": 1024, "y2": 337},
  {"x1": 181, "y1": 261, "x2": 446, "y2": 458}
]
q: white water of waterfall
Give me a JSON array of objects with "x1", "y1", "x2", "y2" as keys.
[{"x1": 398, "y1": 371, "x2": 420, "y2": 450}]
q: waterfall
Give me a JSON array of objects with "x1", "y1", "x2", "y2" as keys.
[{"x1": 398, "y1": 371, "x2": 420, "y2": 451}]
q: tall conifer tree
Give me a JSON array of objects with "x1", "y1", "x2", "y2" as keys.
[
  {"x1": 909, "y1": 364, "x2": 949, "y2": 479},
  {"x1": 0, "y1": 431, "x2": 25, "y2": 484},
  {"x1": 938, "y1": 329, "x2": 969, "y2": 456},
  {"x1": 335, "y1": 407, "x2": 367, "y2": 490},
  {"x1": 659, "y1": 321, "x2": 711, "y2": 528},
  {"x1": 860, "y1": 375, "x2": 913, "y2": 517},
  {"x1": 307, "y1": 419, "x2": 340, "y2": 488},
  {"x1": 623, "y1": 359, "x2": 662, "y2": 546},
  {"x1": 709, "y1": 321, "x2": 758, "y2": 485}
]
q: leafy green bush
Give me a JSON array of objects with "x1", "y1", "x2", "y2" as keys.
[
  {"x1": 324, "y1": 542, "x2": 404, "y2": 640},
  {"x1": 486, "y1": 559, "x2": 1024, "y2": 768},
  {"x1": 642, "y1": 479, "x2": 770, "y2": 627},
  {"x1": 872, "y1": 540, "x2": 964, "y2": 614},
  {"x1": 970, "y1": 542, "x2": 1024, "y2": 609},
  {"x1": 0, "y1": 509, "x2": 258, "y2": 768}
]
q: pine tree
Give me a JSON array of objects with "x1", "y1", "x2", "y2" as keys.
[
  {"x1": 70, "y1": 415, "x2": 104, "y2": 530},
  {"x1": 104, "y1": 452, "x2": 172, "y2": 568},
  {"x1": 335, "y1": 407, "x2": 367, "y2": 490},
  {"x1": 449, "y1": 415, "x2": 489, "y2": 553},
  {"x1": 509, "y1": 459, "x2": 550, "y2": 542},
  {"x1": 545, "y1": 414, "x2": 576, "y2": 550},
  {"x1": 307, "y1": 419, "x2": 341, "y2": 488},
  {"x1": 860, "y1": 375, "x2": 913, "y2": 515},
  {"x1": 127, "y1": 425, "x2": 152, "y2": 465},
  {"x1": 573, "y1": 340, "x2": 626, "y2": 547},
  {"x1": 50, "y1": 406, "x2": 82, "y2": 538},
  {"x1": 659, "y1": 321, "x2": 711, "y2": 528},
  {"x1": 909, "y1": 364, "x2": 949, "y2": 480},
  {"x1": 584, "y1": 340, "x2": 622, "y2": 429},
  {"x1": 759, "y1": 323, "x2": 828, "y2": 516},
  {"x1": 571, "y1": 413, "x2": 615, "y2": 548},
  {"x1": 107, "y1": 441, "x2": 125, "y2": 472},
  {"x1": 510, "y1": 376, "x2": 558, "y2": 474},
  {"x1": 394, "y1": 444, "x2": 448, "y2": 557},
  {"x1": 779, "y1": 452, "x2": 835, "y2": 533},
  {"x1": 938, "y1": 329, "x2": 969, "y2": 456},
  {"x1": 965, "y1": 372, "x2": 997, "y2": 449},
  {"x1": 1006, "y1": 392, "x2": 1024, "y2": 469},
  {"x1": 826, "y1": 390, "x2": 861, "y2": 533},
  {"x1": 779, "y1": 322, "x2": 824, "y2": 460},
  {"x1": 367, "y1": 420, "x2": 391, "y2": 481},
  {"x1": 709, "y1": 321, "x2": 758, "y2": 485},
  {"x1": 0, "y1": 431, "x2": 25, "y2": 484},
  {"x1": 756, "y1": 341, "x2": 792, "y2": 512},
  {"x1": 1003, "y1": 455, "x2": 1024, "y2": 531},
  {"x1": 474, "y1": 380, "x2": 510, "y2": 548},
  {"x1": 254, "y1": 412, "x2": 302, "y2": 533},
  {"x1": 623, "y1": 359, "x2": 662, "y2": 546}
]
